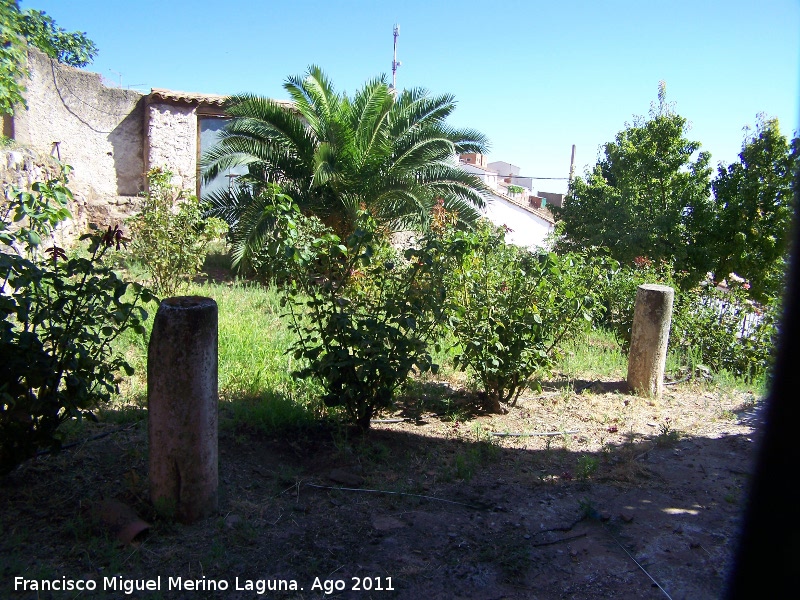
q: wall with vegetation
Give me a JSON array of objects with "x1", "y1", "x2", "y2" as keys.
[{"x1": 0, "y1": 145, "x2": 85, "y2": 245}]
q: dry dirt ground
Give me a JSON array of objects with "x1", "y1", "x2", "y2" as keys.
[{"x1": 1, "y1": 378, "x2": 763, "y2": 599}]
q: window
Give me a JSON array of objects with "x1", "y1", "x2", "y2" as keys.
[{"x1": 197, "y1": 115, "x2": 248, "y2": 200}]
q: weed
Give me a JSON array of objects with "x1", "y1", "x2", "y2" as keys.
[
  {"x1": 228, "y1": 520, "x2": 259, "y2": 546},
  {"x1": 274, "y1": 465, "x2": 304, "y2": 490},
  {"x1": 453, "y1": 452, "x2": 474, "y2": 481},
  {"x1": 655, "y1": 419, "x2": 681, "y2": 446},
  {"x1": 353, "y1": 439, "x2": 391, "y2": 465},
  {"x1": 207, "y1": 537, "x2": 228, "y2": 562},
  {"x1": 577, "y1": 455, "x2": 599, "y2": 479}
]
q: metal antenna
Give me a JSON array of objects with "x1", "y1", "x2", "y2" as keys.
[{"x1": 391, "y1": 24, "x2": 401, "y2": 90}]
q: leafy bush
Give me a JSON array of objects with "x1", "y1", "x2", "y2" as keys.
[
  {"x1": 671, "y1": 286, "x2": 778, "y2": 380},
  {"x1": 127, "y1": 167, "x2": 227, "y2": 296},
  {"x1": 603, "y1": 258, "x2": 778, "y2": 380},
  {"x1": 1, "y1": 172, "x2": 154, "y2": 473},
  {"x1": 447, "y1": 221, "x2": 612, "y2": 411},
  {"x1": 237, "y1": 191, "x2": 455, "y2": 430}
]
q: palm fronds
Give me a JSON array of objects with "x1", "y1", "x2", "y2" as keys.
[{"x1": 201, "y1": 66, "x2": 490, "y2": 263}]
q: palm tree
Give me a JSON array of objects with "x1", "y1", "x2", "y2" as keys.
[{"x1": 202, "y1": 66, "x2": 489, "y2": 267}]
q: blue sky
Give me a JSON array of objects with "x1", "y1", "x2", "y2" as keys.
[{"x1": 24, "y1": 0, "x2": 800, "y2": 194}]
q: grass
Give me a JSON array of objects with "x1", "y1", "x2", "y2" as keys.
[
  {"x1": 560, "y1": 327, "x2": 628, "y2": 379},
  {"x1": 105, "y1": 253, "x2": 768, "y2": 443},
  {"x1": 559, "y1": 325, "x2": 767, "y2": 398},
  {"x1": 113, "y1": 278, "x2": 324, "y2": 435}
]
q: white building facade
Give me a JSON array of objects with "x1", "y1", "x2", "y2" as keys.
[{"x1": 459, "y1": 155, "x2": 555, "y2": 249}]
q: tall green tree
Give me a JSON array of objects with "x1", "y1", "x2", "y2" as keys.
[
  {"x1": 202, "y1": 66, "x2": 489, "y2": 268},
  {"x1": 554, "y1": 83, "x2": 714, "y2": 287},
  {"x1": 711, "y1": 116, "x2": 799, "y2": 302},
  {"x1": 1, "y1": 0, "x2": 96, "y2": 115}
]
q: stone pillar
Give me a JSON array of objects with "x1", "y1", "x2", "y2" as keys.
[
  {"x1": 148, "y1": 296, "x2": 218, "y2": 523},
  {"x1": 627, "y1": 284, "x2": 674, "y2": 399}
]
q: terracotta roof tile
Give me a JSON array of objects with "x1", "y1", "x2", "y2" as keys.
[
  {"x1": 149, "y1": 88, "x2": 229, "y2": 106},
  {"x1": 148, "y1": 88, "x2": 293, "y2": 110}
]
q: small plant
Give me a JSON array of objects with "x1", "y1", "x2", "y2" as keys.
[
  {"x1": 127, "y1": 167, "x2": 227, "y2": 296},
  {"x1": 477, "y1": 530, "x2": 531, "y2": 581},
  {"x1": 1, "y1": 170, "x2": 154, "y2": 473},
  {"x1": 655, "y1": 419, "x2": 681, "y2": 446},
  {"x1": 578, "y1": 498, "x2": 601, "y2": 520},
  {"x1": 453, "y1": 452, "x2": 476, "y2": 481},
  {"x1": 576, "y1": 455, "x2": 599, "y2": 480}
]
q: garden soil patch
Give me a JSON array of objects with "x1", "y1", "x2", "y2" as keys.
[{"x1": 1, "y1": 379, "x2": 763, "y2": 599}]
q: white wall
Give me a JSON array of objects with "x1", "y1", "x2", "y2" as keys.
[
  {"x1": 487, "y1": 160, "x2": 520, "y2": 177},
  {"x1": 460, "y1": 161, "x2": 499, "y2": 191},
  {"x1": 481, "y1": 193, "x2": 554, "y2": 250}
]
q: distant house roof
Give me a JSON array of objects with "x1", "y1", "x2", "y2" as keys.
[
  {"x1": 460, "y1": 159, "x2": 498, "y2": 174},
  {"x1": 148, "y1": 88, "x2": 294, "y2": 111},
  {"x1": 149, "y1": 88, "x2": 229, "y2": 106},
  {"x1": 493, "y1": 191, "x2": 555, "y2": 224}
]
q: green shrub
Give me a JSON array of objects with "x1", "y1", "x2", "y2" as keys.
[
  {"x1": 447, "y1": 221, "x2": 612, "y2": 410},
  {"x1": 672, "y1": 286, "x2": 778, "y2": 380},
  {"x1": 1, "y1": 172, "x2": 154, "y2": 473},
  {"x1": 127, "y1": 167, "x2": 227, "y2": 296},
  {"x1": 243, "y1": 192, "x2": 454, "y2": 430}
]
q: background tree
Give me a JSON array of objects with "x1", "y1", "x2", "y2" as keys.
[
  {"x1": 0, "y1": 0, "x2": 96, "y2": 114},
  {"x1": 202, "y1": 66, "x2": 489, "y2": 268},
  {"x1": 553, "y1": 82, "x2": 714, "y2": 288},
  {"x1": 711, "y1": 116, "x2": 799, "y2": 303}
]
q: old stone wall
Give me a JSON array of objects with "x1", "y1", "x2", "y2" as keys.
[
  {"x1": 146, "y1": 101, "x2": 199, "y2": 193},
  {"x1": 3, "y1": 50, "x2": 239, "y2": 246},
  {"x1": 1, "y1": 145, "x2": 85, "y2": 246},
  {"x1": 8, "y1": 48, "x2": 146, "y2": 240}
]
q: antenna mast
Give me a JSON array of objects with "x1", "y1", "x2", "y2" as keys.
[
  {"x1": 569, "y1": 144, "x2": 576, "y2": 182},
  {"x1": 392, "y1": 24, "x2": 401, "y2": 90}
]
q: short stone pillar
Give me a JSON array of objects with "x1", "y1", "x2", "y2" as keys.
[
  {"x1": 148, "y1": 296, "x2": 218, "y2": 523},
  {"x1": 627, "y1": 284, "x2": 674, "y2": 399}
]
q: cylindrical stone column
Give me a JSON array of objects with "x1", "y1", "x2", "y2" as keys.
[
  {"x1": 627, "y1": 284, "x2": 674, "y2": 399},
  {"x1": 148, "y1": 296, "x2": 218, "y2": 523}
]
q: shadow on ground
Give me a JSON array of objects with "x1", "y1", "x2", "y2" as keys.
[{"x1": 0, "y1": 394, "x2": 761, "y2": 600}]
